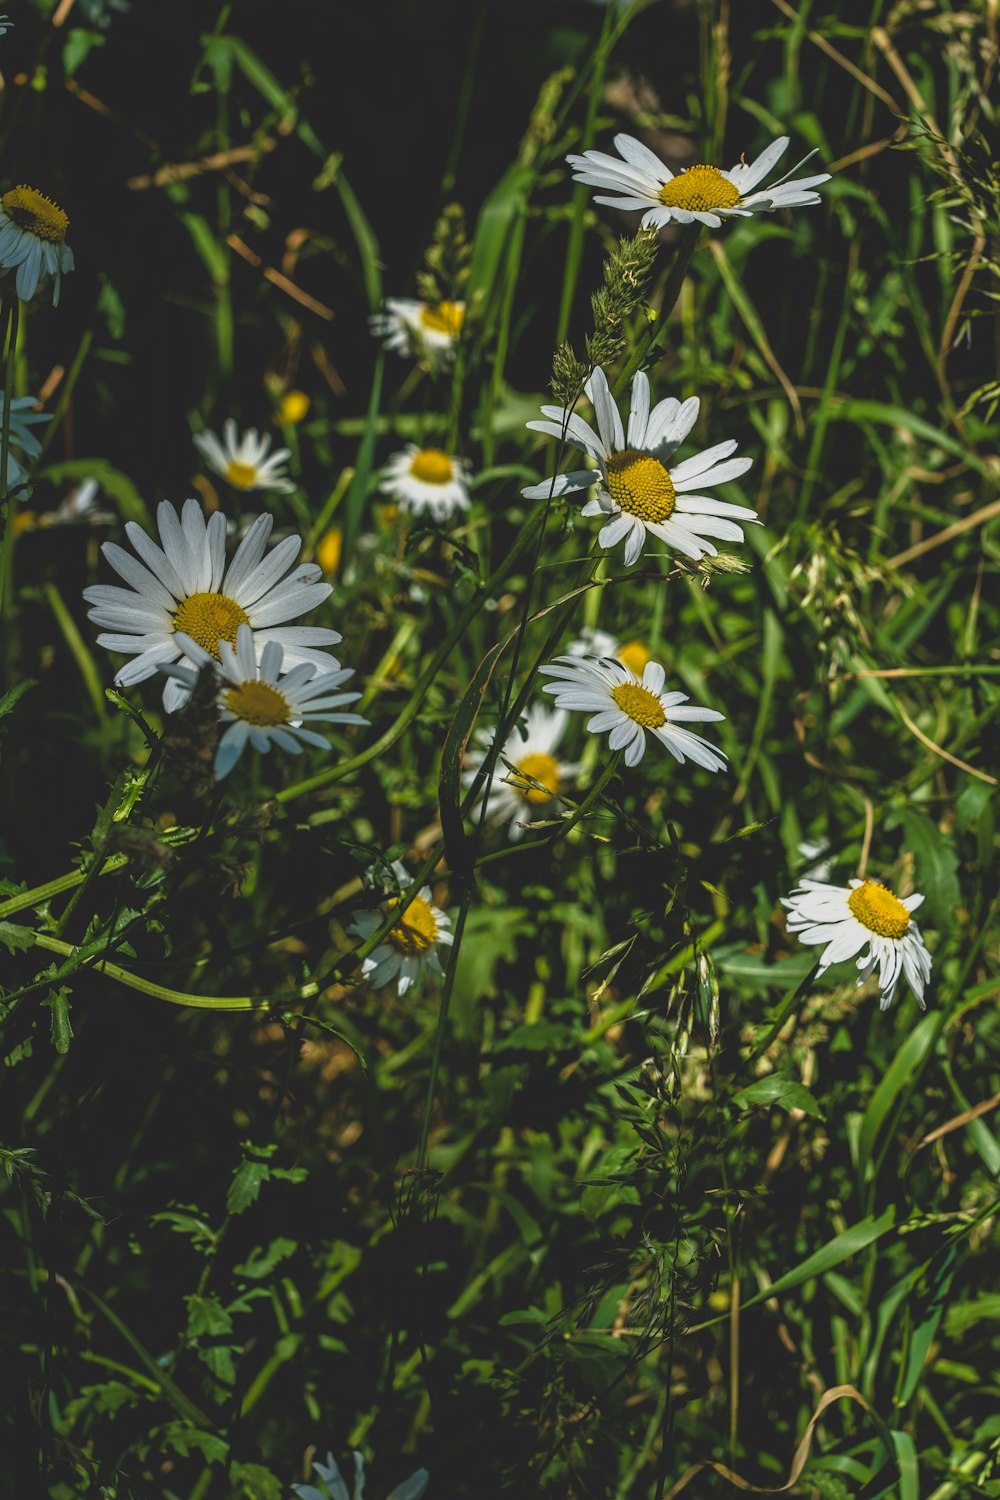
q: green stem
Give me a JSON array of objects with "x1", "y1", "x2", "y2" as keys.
[
  {"x1": 613, "y1": 225, "x2": 701, "y2": 397},
  {"x1": 0, "y1": 296, "x2": 22, "y2": 621},
  {"x1": 26, "y1": 931, "x2": 315, "y2": 1011}
]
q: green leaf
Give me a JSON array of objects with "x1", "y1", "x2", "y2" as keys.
[
  {"x1": 230, "y1": 1462, "x2": 283, "y2": 1500},
  {"x1": 889, "y1": 1429, "x2": 919, "y2": 1500},
  {"x1": 857, "y1": 1014, "x2": 939, "y2": 1179},
  {"x1": 62, "y1": 27, "x2": 104, "y2": 77},
  {"x1": 898, "y1": 1247, "x2": 956, "y2": 1405},
  {"x1": 0, "y1": 920, "x2": 33, "y2": 955},
  {"x1": 733, "y1": 1074, "x2": 825, "y2": 1119},
  {"x1": 185, "y1": 1294, "x2": 233, "y2": 1339},
  {"x1": 735, "y1": 1207, "x2": 898, "y2": 1318},
  {"x1": 227, "y1": 1158, "x2": 269, "y2": 1215},
  {"x1": 43, "y1": 987, "x2": 73, "y2": 1053},
  {"x1": 233, "y1": 1237, "x2": 298, "y2": 1279},
  {"x1": 892, "y1": 808, "x2": 960, "y2": 926},
  {"x1": 0, "y1": 679, "x2": 37, "y2": 720}
]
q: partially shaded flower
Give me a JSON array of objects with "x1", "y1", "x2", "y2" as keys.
[
  {"x1": 294, "y1": 1450, "x2": 428, "y2": 1500},
  {"x1": 380, "y1": 445, "x2": 472, "y2": 522},
  {"x1": 782, "y1": 878, "x2": 932, "y2": 1010},
  {"x1": 540, "y1": 654, "x2": 727, "y2": 771},
  {"x1": 370, "y1": 297, "x2": 464, "y2": 361},
  {"x1": 349, "y1": 860, "x2": 453, "y2": 998},
  {"x1": 567, "y1": 133, "x2": 829, "y2": 230},
  {"x1": 158, "y1": 623, "x2": 367, "y2": 779},
  {"x1": 525, "y1": 367, "x2": 756, "y2": 566},
  {"x1": 194, "y1": 420, "x2": 294, "y2": 493},
  {"x1": 0, "y1": 185, "x2": 74, "y2": 303},
  {"x1": 84, "y1": 498, "x2": 341, "y2": 710},
  {"x1": 0, "y1": 388, "x2": 51, "y2": 492},
  {"x1": 463, "y1": 703, "x2": 584, "y2": 840}
]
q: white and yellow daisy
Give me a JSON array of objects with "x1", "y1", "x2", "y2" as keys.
[
  {"x1": 463, "y1": 703, "x2": 584, "y2": 841},
  {"x1": 0, "y1": 185, "x2": 75, "y2": 304},
  {"x1": 524, "y1": 367, "x2": 756, "y2": 566},
  {"x1": 349, "y1": 860, "x2": 454, "y2": 998},
  {"x1": 370, "y1": 297, "x2": 465, "y2": 361},
  {"x1": 380, "y1": 445, "x2": 472, "y2": 522},
  {"x1": 158, "y1": 623, "x2": 366, "y2": 779},
  {"x1": 539, "y1": 655, "x2": 727, "y2": 771},
  {"x1": 194, "y1": 420, "x2": 295, "y2": 494},
  {"x1": 782, "y1": 877, "x2": 932, "y2": 1011},
  {"x1": 83, "y1": 498, "x2": 342, "y2": 711},
  {"x1": 567, "y1": 134, "x2": 829, "y2": 230}
]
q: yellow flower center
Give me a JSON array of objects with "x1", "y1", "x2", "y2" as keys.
[
  {"x1": 409, "y1": 448, "x2": 454, "y2": 485},
  {"x1": 419, "y1": 301, "x2": 465, "y2": 337},
  {"x1": 317, "y1": 526, "x2": 342, "y2": 575},
  {"x1": 386, "y1": 894, "x2": 438, "y2": 955},
  {"x1": 618, "y1": 640, "x2": 651, "y2": 677},
  {"x1": 847, "y1": 880, "x2": 911, "y2": 940},
  {"x1": 605, "y1": 450, "x2": 676, "y2": 522},
  {"x1": 512, "y1": 751, "x2": 560, "y2": 805},
  {"x1": 610, "y1": 681, "x2": 666, "y2": 728},
  {"x1": 2, "y1": 185, "x2": 70, "y2": 243},
  {"x1": 659, "y1": 165, "x2": 741, "y2": 213},
  {"x1": 224, "y1": 460, "x2": 260, "y2": 490},
  {"x1": 224, "y1": 679, "x2": 290, "y2": 727},
  {"x1": 173, "y1": 591, "x2": 251, "y2": 660},
  {"x1": 278, "y1": 389, "x2": 310, "y2": 425}
]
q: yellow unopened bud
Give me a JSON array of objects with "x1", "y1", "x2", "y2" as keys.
[
  {"x1": 14, "y1": 510, "x2": 37, "y2": 536},
  {"x1": 618, "y1": 639, "x2": 650, "y2": 677},
  {"x1": 278, "y1": 389, "x2": 310, "y2": 425},
  {"x1": 317, "y1": 526, "x2": 342, "y2": 575}
]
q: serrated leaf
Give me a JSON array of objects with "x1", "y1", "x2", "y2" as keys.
[{"x1": 0, "y1": 920, "x2": 33, "y2": 954}]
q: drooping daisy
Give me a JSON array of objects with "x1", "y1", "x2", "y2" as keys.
[
  {"x1": 782, "y1": 878, "x2": 932, "y2": 1010},
  {"x1": 463, "y1": 703, "x2": 584, "y2": 841},
  {"x1": 380, "y1": 445, "x2": 472, "y2": 522},
  {"x1": 194, "y1": 420, "x2": 295, "y2": 494},
  {"x1": 348, "y1": 860, "x2": 454, "y2": 998},
  {"x1": 0, "y1": 185, "x2": 75, "y2": 304},
  {"x1": 539, "y1": 655, "x2": 727, "y2": 772},
  {"x1": 370, "y1": 297, "x2": 465, "y2": 361},
  {"x1": 293, "y1": 1449, "x2": 429, "y2": 1500},
  {"x1": 524, "y1": 367, "x2": 756, "y2": 566},
  {"x1": 84, "y1": 498, "x2": 342, "y2": 711},
  {"x1": 158, "y1": 623, "x2": 366, "y2": 779},
  {"x1": 567, "y1": 134, "x2": 829, "y2": 230}
]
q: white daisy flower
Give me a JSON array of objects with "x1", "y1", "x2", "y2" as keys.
[
  {"x1": 370, "y1": 297, "x2": 465, "y2": 361},
  {"x1": 463, "y1": 703, "x2": 584, "y2": 841},
  {"x1": 193, "y1": 419, "x2": 295, "y2": 494},
  {"x1": 524, "y1": 366, "x2": 756, "y2": 566},
  {"x1": 782, "y1": 878, "x2": 932, "y2": 1011},
  {"x1": 293, "y1": 1449, "x2": 428, "y2": 1500},
  {"x1": 539, "y1": 654, "x2": 727, "y2": 772},
  {"x1": 83, "y1": 498, "x2": 342, "y2": 711},
  {"x1": 158, "y1": 623, "x2": 366, "y2": 779},
  {"x1": 0, "y1": 184, "x2": 75, "y2": 304},
  {"x1": 567, "y1": 133, "x2": 829, "y2": 230},
  {"x1": 380, "y1": 445, "x2": 472, "y2": 522},
  {"x1": 349, "y1": 860, "x2": 454, "y2": 998}
]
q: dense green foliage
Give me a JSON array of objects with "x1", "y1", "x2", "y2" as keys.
[{"x1": 1, "y1": 1, "x2": 998, "y2": 1497}]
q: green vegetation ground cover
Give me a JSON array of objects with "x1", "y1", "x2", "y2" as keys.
[{"x1": 0, "y1": 1, "x2": 998, "y2": 1497}]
